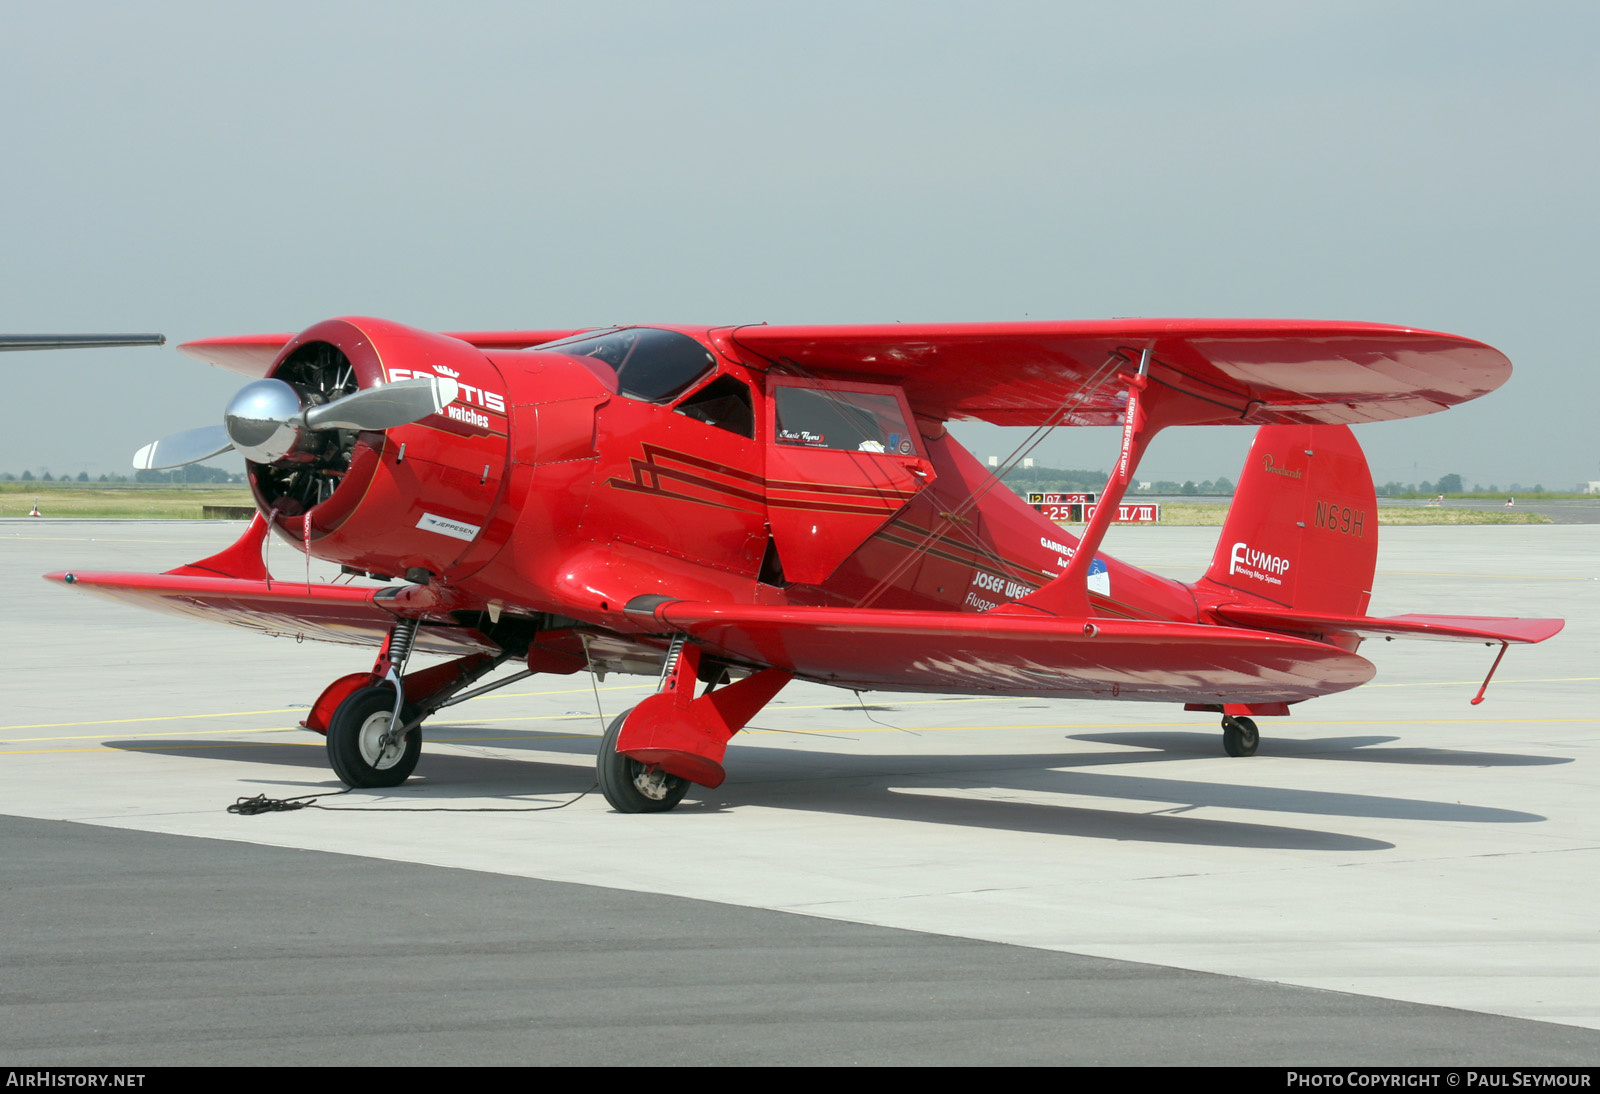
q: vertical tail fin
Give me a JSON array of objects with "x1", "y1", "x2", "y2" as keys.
[{"x1": 1198, "y1": 424, "x2": 1377, "y2": 615}]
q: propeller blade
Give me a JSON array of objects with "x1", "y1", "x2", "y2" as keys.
[
  {"x1": 133, "y1": 426, "x2": 234, "y2": 470},
  {"x1": 302, "y1": 376, "x2": 459, "y2": 432}
]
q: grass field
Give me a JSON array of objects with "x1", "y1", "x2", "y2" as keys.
[
  {"x1": 1390, "y1": 490, "x2": 1591, "y2": 501},
  {"x1": 1367, "y1": 506, "x2": 1553, "y2": 525},
  {"x1": 1073, "y1": 502, "x2": 1552, "y2": 526},
  {"x1": 0, "y1": 484, "x2": 255, "y2": 519}
]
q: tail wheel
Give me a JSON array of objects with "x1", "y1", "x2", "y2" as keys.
[
  {"x1": 327, "y1": 685, "x2": 423, "y2": 787},
  {"x1": 1222, "y1": 715, "x2": 1260, "y2": 758},
  {"x1": 596, "y1": 708, "x2": 690, "y2": 813}
]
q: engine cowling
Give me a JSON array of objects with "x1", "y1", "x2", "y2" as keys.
[{"x1": 248, "y1": 317, "x2": 511, "y2": 580}]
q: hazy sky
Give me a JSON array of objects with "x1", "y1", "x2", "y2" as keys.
[{"x1": 3, "y1": 1, "x2": 1594, "y2": 489}]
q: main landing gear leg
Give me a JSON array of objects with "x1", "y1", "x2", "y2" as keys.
[
  {"x1": 326, "y1": 618, "x2": 423, "y2": 788},
  {"x1": 597, "y1": 708, "x2": 690, "y2": 813},
  {"x1": 597, "y1": 638, "x2": 791, "y2": 813},
  {"x1": 319, "y1": 621, "x2": 516, "y2": 789}
]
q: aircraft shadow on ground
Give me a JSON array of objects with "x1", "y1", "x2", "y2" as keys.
[
  {"x1": 1068, "y1": 730, "x2": 1572, "y2": 767},
  {"x1": 101, "y1": 736, "x2": 596, "y2": 800},
  {"x1": 103, "y1": 721, "x2": 1546, "y2": 851},
  {"x1": 703, "y1": 787, "x2": 1397, "y2": 851}
]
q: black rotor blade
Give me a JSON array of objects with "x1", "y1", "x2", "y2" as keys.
[{"x1": 0, "y1": 334, "x2": 166, "y2": 351}]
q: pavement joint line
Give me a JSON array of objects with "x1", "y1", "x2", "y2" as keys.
[
  {"x1": 1305, "y1": 845, "x2": 1600, "y2": 874},
  {"x1": 774, "y1": 887, "x2": 1034, "y2": 912},
  {"x1": 1124, "y1": 845, "x2": 1600, "y2": 882}
]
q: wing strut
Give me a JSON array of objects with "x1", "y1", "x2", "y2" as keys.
[
  {"x1": 999, "y1": 350, "x2": 1215, "y2": 618},
  {"x1": 1471, "y1": 642, "x2": 1510, "y2": 706},
  {"x1": 854, "y1": 351, "x2": 1124, "y2": 609}
]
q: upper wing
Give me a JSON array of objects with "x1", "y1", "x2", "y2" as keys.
[
  {"x1": 176, "y1": 333, "x2": 293, "y2": 374},
  {"x1": 725, "y1": 319, "x2": 1510, "y2": 426},
  {"x1": 179, "y1": 329, "x2": 590, "y2": 377},
  {"x1": 645, "y1": 601, "x2": 1373, "y2": 703}
]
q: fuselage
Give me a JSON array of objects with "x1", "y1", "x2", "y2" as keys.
[{"x1": 248, "y1": 321, "x2": 1202, "y2": 655}]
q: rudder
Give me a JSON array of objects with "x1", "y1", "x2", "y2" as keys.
[{"x1": 1199, "y1": 424, "x2": 1378, "y2": 616}]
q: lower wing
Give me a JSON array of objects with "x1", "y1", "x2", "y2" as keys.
[
  {"x1": 47, "y1": 569, "x2": 495, "y2": 656},
  {"x1": 638, "y1": 601, "x2": 1375, "y2": 703}
]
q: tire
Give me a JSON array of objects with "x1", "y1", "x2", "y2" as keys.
[
  {"x1": 327, "y1": 685, "x2": 423, "y2": 788},
  {"x1": 596, "y1": 708, "x2": 690, "y2": 814},
  {"x1": 1222, "y1": 715, "x2": 1260, "y2": 758}
]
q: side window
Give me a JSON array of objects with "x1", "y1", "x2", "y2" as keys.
[
  {"x1": 773, "y1": 385, "x2": 916, "y2": 454},
  {"x1": 675, "y1": 375, "x2": 755, "y2": 438}
]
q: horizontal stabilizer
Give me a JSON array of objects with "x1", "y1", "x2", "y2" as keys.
[
  {"x1": 646, "y1": 601, "x2": 1374, "y2": 703},
  {"x1": 1211, "y1": 605, "x2": 1564, "y2": 644}
]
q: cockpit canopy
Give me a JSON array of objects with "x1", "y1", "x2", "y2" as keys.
[{"x1": 536, "y1": 328, "x2": 714, "y2": 404}]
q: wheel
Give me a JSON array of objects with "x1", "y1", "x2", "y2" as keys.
[
  {"x1": 327, "y1": 685, "x2": 423, "y2": 788},
  {"x1": 596, "y1": 708, "x2": 690, "y2": 813},
  {"x1": 1222, "y1": 715, "x2": 1259, "y2": 758}
]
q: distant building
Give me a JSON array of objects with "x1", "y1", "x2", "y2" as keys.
[{"x1": 1583, "y1": 482, "x2": 1600, "y2": 495}]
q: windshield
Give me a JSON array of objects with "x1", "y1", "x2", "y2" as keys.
[{"x1": 536, "y1": 328, "x2": 715, "y2": 404}]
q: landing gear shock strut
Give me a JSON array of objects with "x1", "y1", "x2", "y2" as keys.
[
  {"x1": 377, "y1": 617, "x2": 421, "y2": 744},
  {"x1": 325, "y1": 617, "x2": 423, "y2": 788}
]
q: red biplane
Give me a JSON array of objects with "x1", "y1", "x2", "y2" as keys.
[{"x1": 49, "y1": 317, "x2": 1562, "y2": 811}]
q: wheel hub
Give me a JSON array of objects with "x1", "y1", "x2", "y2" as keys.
[
  {"x1": 358, "y1": 710, "x2": 406, "y2": 769},
  {"x1": 632, "y1": 766, "x2": 677, "y2": 801}
]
